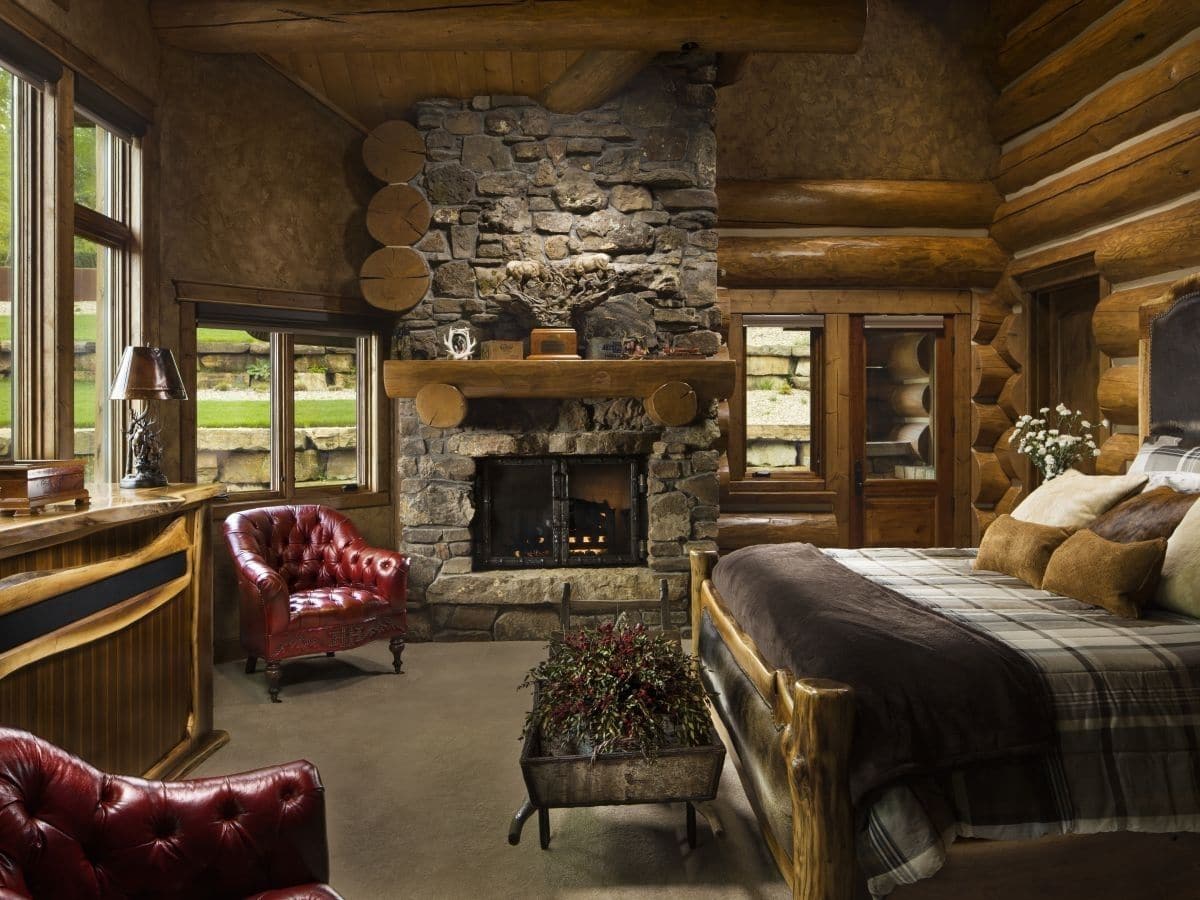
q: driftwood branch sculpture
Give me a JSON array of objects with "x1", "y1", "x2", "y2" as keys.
[{"x1": 490, "y1": 254, "x2": 614, "y2": 328}]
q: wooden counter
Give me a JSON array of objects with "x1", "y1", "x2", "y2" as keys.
[{"x1": 0, "y1": 483, "x2": 229, "y2": 778}]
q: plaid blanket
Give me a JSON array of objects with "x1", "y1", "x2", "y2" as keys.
[{"x1": 823, "y1": 548, "x2": 1200, "y2": 899}]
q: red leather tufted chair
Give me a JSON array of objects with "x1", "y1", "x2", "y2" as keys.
[
  {"x1": 223, "y1": 505, "x2": 409, "y2": 702},
  {"x1": 0, "y1": 727, "x2": 340, "y2": 899}
]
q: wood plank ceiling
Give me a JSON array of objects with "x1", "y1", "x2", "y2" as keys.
[{"x1": 264, "y1": 50, "x2": 586, "y2": 131}]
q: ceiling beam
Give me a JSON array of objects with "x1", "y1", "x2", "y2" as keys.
[
  {"x1": 539, "y1": 51, "x2": 657, "y2": 114},
  {"x1": 150, "y1": 1, "x2": 868, "y2": 54}
]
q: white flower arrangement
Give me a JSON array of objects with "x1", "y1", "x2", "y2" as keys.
[{"x1": 1011, "y1": 403, "x2": 1106, "y2": 481}]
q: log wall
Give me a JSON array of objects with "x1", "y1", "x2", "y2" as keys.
[{"x1": 974, "y1": 0, "x2": 1200, "y2": 538}]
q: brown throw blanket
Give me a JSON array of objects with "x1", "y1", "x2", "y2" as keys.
[{"x1": 712, "y1": 543, "x2": 1053, "y2": 804}]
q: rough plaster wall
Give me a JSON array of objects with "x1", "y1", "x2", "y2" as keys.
[
  {"x1": 157, "y1": 49, "x2": 375, "y2": 298},
  {"x1": 13, "y1": 0, "x2": 159, "y2": 96},
  {"x1": 155, "y1": 51, "x2": 391, "y2": 657},
  {"x1": 717, "y1": 0, "x2": 997, "y2": 180}
]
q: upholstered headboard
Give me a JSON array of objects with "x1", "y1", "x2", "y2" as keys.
[{"x1": 1142, "y1": 276, "x2": 1200, "y2": 444}]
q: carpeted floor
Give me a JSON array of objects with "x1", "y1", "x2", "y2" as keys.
[{"x1": 194, "y1": 640, "x2": 790, "y2": 900}]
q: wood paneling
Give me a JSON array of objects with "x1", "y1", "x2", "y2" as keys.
[
  {"x1": 719, "y1": 236, "x2": 1007, "y2": 289},
  {"x1": 1093, "y1": 196, "x2": 1200, "y2": 282},
  {"x1": 995, "y1": 39, "x2": 1200, "y2": 195},
  {"x1": 150, "y1": 1, "x2": 870, "y2": 55},
  {"x1": 717, "y1": 179, "x2": 1000, "y2": 229},
  {"x1": 991, "y1": 0, "x2": 1200, "y2": 142},
  {"x1": 0, "y1": 591, "x2": 192, "y2": 777},
  {"x1": 995, "y1": 0, "x2": 1124, "y2": 87},
  {"x1": 0, "y1": 489, "x2": 225, "y2": 778},
  {"x1": 991, "y1": 116, "x2": 1200, "y2": 251}
]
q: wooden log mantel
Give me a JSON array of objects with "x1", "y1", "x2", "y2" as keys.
[{"x1": 384, "y1": 359, "x2": 736, "y2": 427}]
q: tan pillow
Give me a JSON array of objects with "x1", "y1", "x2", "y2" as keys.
[
  {"x1": 1088, "y1": 486, "x2": 1200, "y2": 543},
  {"x1": 1012, "y1": 469, "x2": 1148, "y2": 529},
  {"x1": 973, "y1": 514, "x2": 1074, "y2": 589},
  {"x1": 1157, "y1": 500, "x2": 1200, "y2": 617},
  {"x1": 1042, "y1": 529, "x2": 1167, "y2": 619}
]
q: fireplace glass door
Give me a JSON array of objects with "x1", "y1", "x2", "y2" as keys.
[{"x1": 474, "y1": 456, "x2": 644, "y2": 569}]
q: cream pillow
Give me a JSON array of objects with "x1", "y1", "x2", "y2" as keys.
[
  {"x1": 1157, "y1": 500, "x2": 1200, "y2": 617},
  {"x1": 1011, "y1": 469, "x2": 1148, "y2": 529}
]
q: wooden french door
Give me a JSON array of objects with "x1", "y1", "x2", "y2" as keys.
[{"x1": 849, "y1": 315, "x2": 955, "y2": 547}]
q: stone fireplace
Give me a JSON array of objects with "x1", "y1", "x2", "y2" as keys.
[
  {"x1": 474, "y1": 455, "x2": 645, "y2": 569},
  {"x1": 393, "y1": 56, "x2": 721, "y2": 641}
]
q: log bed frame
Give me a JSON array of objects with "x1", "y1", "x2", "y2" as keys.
[{"x1": 690, "y1": 278, "x2": 1200, "y2": 900}]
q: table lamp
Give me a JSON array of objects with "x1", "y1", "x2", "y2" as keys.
[{"x1": 109, "y1": 346, "x2": 188, "y2": 489}]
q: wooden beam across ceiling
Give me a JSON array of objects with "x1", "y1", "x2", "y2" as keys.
[
  {"x1": 539, "y1": 50, "x2": 657, "y2": 114},
  {"x1": 150, "y1": 0, "x2": 869, "y2": 54}
]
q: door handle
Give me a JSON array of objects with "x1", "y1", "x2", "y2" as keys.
[{"x1": 854, "y1": 460, "x2": 865, "y2": 496}]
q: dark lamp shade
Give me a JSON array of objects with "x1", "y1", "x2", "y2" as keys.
[{"x1": 110, "y1": 346, "x2": 188, "y2": 401}]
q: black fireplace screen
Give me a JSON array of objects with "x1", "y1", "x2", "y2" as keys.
[{"x1": 473, "y1": 456, "x2": 645, "y2": 569}]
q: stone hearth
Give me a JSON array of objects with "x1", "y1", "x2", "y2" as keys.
[{"x1": 392, "y1": 57, "x2": 721, "y2": 641}]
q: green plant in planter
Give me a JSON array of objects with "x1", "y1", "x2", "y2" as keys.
[{"x1": 521, "y1": 617, "x2": 712, "y2": 758}]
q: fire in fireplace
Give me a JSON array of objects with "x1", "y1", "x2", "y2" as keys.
[{"x1": 473, "y1": 456, "x2": 645, "y2": 569}]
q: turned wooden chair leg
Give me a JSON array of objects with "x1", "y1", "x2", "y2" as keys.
[
  {"x1": 265, "y1": 661, "x2": 282, "y2": 703},
  {"x1": 389, "y1": 636, "x2": 406, "y2": 674},
  {"x1": 245, "y1": 656, "x2": 257, "y2": 674}
]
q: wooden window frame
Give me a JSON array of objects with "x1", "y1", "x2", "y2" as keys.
[
  {"x1": 728, "y1": 311, "x2": 826, "y2": 487},
  {"x1": 73, "y1": 114, "x2": 135, "y2": 483},
  {"x1": 190, "y1": 316, "x2": 391, "y2": 512}
]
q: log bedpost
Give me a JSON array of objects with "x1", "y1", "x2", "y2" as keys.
[
  {"x1": 689, "y1": 549, "x2": 719, "y2": 651},
  {"x1": 788, "y1": 678, "x2": 856, "y2": 900}
]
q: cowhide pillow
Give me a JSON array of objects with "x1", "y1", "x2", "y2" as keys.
[{"x1": 1088, "y1": 486, "x2": 1200, "y2": 544}]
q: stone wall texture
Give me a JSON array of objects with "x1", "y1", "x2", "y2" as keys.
[{"x1": 392, "y1": 59, "x2": 723, "y2": 641}]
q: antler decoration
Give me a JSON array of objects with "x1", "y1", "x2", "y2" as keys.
[
  {"x1": 442, "y1": 325, "x2": 477, "y2": 360},
  {"x1": 490, "y1": 254, "x2": 614, "y2": 328}
]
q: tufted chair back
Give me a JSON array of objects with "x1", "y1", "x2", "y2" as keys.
[
  {"x1": 0, "y1": 728, "x2": 331, "y2": 899},
  {"x1": 225, "y1": 505, "x2": 378, "y2": 593}
]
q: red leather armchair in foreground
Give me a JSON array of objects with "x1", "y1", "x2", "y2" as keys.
[
  {"x1": 0, "y1": 728, "x2": 340, "y2": 899},
  {"x1": 224, "y1": 505, "x2": 409, "y2": 702}
]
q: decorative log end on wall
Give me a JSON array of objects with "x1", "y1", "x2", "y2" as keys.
[
  {"x1": 366, "y1": 183, "x2": 433, "y2": 247},
  {"x1": 994, "y1": 426, "x2": 1019, "y2": 479},
  {"x1": 972, "y1": 449, "x2": 1010, "y2": 506},
  {"x1": 414, "y1": 383, "x2": 468, "y2": 429},
  {"x1": 359, "y1": 246, "x2": 432, "y2": 313},
  {"x1": 1098, "y1": 364, "x2": 1140, "y2": 426},
  {"x1": 972, "y1": 403, "x2": 1011, "y2": 450},
  {"x1": 645, "y1": 381, "x2": 699, "y2": 427},
  {"x1": 1096, "y1": 432, "x2": 1140, "y2": 475},
  {"x1": 998, "y1": 371, "x2": 1025, "y2": 422},
  {"x1": 971, "y1": 342, "x2": 1015, "y2": 401},
  {"x1": 1094, "y1": 283, "x2": 1168, "y2": 358},
  {"x1": 972, "y1": 289, "x2": 1008, "y2": 344},
  {"x1": 362, "y1": 120, "x2": 425, "y2": 184}
]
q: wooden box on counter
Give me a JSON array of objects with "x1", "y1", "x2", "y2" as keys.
[{"x1": 0, "y1": 460, "x2": 89, "y2": 516}]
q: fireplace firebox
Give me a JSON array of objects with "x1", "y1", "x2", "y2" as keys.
[{"x1": 473, "y1": 456, "x2": 645, "y2": 569}]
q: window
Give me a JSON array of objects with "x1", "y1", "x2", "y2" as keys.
[
  {"x1": 0, "y1": 62, "x2": 37, "y2": 460},
  {"x1": 195, "y1": 322, "x2": 378, "y2": 496},
  {"x1": 731, "y1": 314, "x2": 823, "y2": 481},
  {"x1": 72, "y1": 111, "x2": 132, "y2": 481}
]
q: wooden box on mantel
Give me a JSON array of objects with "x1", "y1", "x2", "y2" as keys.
[{"x1": 0, "y1": 459, "x2": 89, "y2": 516}]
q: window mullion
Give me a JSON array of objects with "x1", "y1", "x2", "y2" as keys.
[{"x1": 274, "y1": 332, "x2": 295, "y2": 498}]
